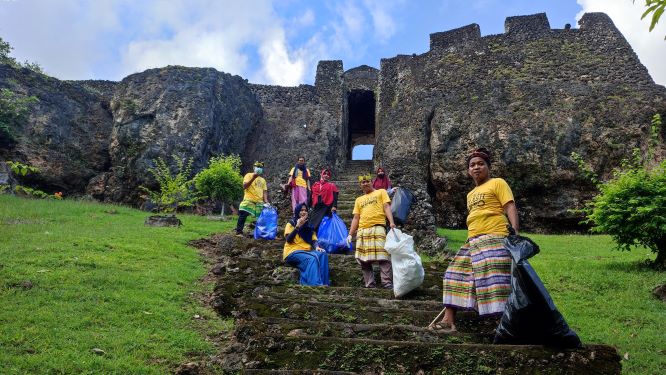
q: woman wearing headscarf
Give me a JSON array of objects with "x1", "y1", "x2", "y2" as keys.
[
  {"x1": 372, "y1": 167, "x2": 393, "y2": 194},
  {"x1": 429, "y1": 147, "x2": 519, "y2": 333},
  {"x1": 287, "y1": 156, "x2": 311, "y2": 212},
  {"x1": 283, "y1": 203, "x2": 330, "y2": 286},
  {"x1": 309, "y1": 168, "x2": 339, "y2": 231}
]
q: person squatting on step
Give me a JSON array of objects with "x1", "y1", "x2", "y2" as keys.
[
  {"x1": 309, "y1": 168, "x2": 339, "y2": 231},
  {"x1": 235, "y1": 161, "x2": 270, "y2": 236},
  {"x1": 347, "y1": 174, "x2": 397, "y2": 288},
  {"x1": 430, "y1": 147, "x2": 519, "y2": 333},
  {"x1": 283, "y1": 203, "x2": 330, "y2": 286},
  {"x1": 287, "y1": 156, "x2": 311, "y2": 212}
]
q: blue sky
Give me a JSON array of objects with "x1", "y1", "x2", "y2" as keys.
[{"x1": 0, "y1": 0, "x2": 664, "y2": 87}]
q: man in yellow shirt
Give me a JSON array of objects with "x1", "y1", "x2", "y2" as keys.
[
  {"x1": 235, "y1": 161, "x2": 270, "y2": 236},
  {"x1": 348, "y1": 174, "x2": 396, "y2": 288}
]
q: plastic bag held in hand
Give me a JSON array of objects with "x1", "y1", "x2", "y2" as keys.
[
  {"x1": 384, "y1": 228, "x2": 424, "y2": 297},
  {"x1": 316, "y1": 212, "x2": 350, "y2": 254},
  {"x1": 254, "y1": 206, "x2": 278, "y2": 240},
  {"x1": 390, "y1": 188, "x2": 415, "y2": 225},
  {"x1": 494, "y1": 235, "x2": 581, "y2": 348}
]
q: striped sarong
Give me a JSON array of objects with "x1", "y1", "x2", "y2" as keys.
[
  {"x1": 442, "y1": 234, "x2": 511, "y2": 316},
  {"x1": 355, "y1": 226, "x2": 389, "y2": 262},
  {"x1": 239, "y1": 199, "x2": 263, "y2": 217}
]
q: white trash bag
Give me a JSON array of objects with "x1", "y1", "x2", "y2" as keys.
[{"x1": 384, "y1": 228, "x2": 424, "y2": 297}]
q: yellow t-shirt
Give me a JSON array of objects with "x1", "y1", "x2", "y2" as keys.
[
  {"x1": 288, "y1": 167, "x2": 311, "y2": 188},
  {"x1": 242, "y1": 173, "x2": 267, "y2": 202},
  {"x1": 353, "y1": 189, "x2": 391, "y2": 229},
  {"x1": 283, "y1": 222, "x2": 318, "y2": 259},
  {"x1": 466, "y1": 178, "x2": 514, "y2": 238}
]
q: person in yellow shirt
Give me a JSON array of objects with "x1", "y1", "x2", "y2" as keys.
[
  {"x1": 235, "y1": 161, "x2": 270, "y2": 236},
  {"x1": 287, "y1": 156, "x2": 311, "y2": 212},
  {"x1": 283, "y1": 203, "x2": 329, "y2": 286},
  {"x1": 348, "y1": 174, "x2": 396, "y2": 288},
  {"x1": 431, "y1": 147, "x2": 519, "y2": 333}
]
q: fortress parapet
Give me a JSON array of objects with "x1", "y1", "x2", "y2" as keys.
[{"x1": 429, "y1": 24, "x2": 481, "y2": 52}]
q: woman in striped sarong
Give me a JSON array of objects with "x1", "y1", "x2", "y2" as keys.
[{"x1": 431, "y1": 148, "x2": 519, "y2": 333}]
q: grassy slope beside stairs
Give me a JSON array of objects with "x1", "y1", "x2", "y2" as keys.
[{"x1": 0, "y1": 195, "x2": 234, "y2": 374}]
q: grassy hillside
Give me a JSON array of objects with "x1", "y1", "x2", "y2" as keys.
[
  {"x1": 0, "y1": 195, "x2": 234, "y2": 374},
  {"x1": 439, "y1": 228, "x2": 665, "y2": 375}
]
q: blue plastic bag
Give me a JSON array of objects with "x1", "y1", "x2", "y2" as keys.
[
  {"x1": 316, "y1": 212, "x2": 350, "y2": 254},
  {"x1": 390, "y1": 188, "x2": 414, "y2": 225},
  {"x1": 254, "y1": 206, "x2": 278, "y2": 240}
]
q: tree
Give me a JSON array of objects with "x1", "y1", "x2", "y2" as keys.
[
  {"x1": 0, "y1": 36, "x2": 45, "y2": 73},
  {"x1": 579, "y1": 114, "x2": 665, "y2": 268},
  {"x1": 636, "y1": 0, "x2": 666, "y2": 39},
  {"x1": 194, "y1": 154, "x2": 243, "y2": 219},
  {"x1": 140, "y1": 156, "x2": 203, "y2": 214}
]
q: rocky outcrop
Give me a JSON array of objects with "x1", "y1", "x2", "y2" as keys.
[
  {"x1": 90, "y1": 66, "x2": 262, "y2": 203},
  {"x1": 375, "y1": 13, "x2": 666, "y2": 231},
  {"x1": 0, "y1": 64, "x2": 113, "y2": 193}
]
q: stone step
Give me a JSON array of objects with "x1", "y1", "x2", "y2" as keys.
[
  {"x1": 236, "y1": 296, "x2": 446, "y2": 326},
  {"x1": 235, "y1": 317, "x2": 494, "y2": 345},
  {"x1": 240, "y1": 336, "x2": 620, "y2": 374},
  {"x1": 215, "y1": 256, "x2": 448, "y2": 290}
]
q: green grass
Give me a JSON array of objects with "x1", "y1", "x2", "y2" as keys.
[
  {"x1": 438, "y1": 228, "x2": 666, "y2": 375},
  {"x1": 0, "y1": 195, "x2": 235, "y2": 374}
]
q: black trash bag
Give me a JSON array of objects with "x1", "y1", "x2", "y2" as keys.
[
  {"x1": 390, "y1": 188, "x2": 414, "y2": 225},
  {"x1": 494, "y1": 235, "x2": 582, "y2": 348}
]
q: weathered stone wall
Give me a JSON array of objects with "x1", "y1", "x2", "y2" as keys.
[
  {"x1": 3, "y1": 12, "x2": 664, "y2": 235},
  {"x1": 0, "y1": 64, "x2": 113, "y2": 193},
  {"x1": 376, "y1": 12, "x2": 666, "y2": 231},
  {"x1": 244, "y1": 61, "x2": 347, "y2": 186},
  {"x1": 343, "y1": 65, "x2": 379, "y2": 92},
  {"x1": 88, "y1": 66, "x2": 262, "y2": 203}
]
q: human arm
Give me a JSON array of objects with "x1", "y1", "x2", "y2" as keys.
[
  {"x1": 242, "y1": 173, "x2": 259, "y2": 189},
  {"x1": 331, "y1": 191, "x2": 339, "y2": 212},
  {"x1": 263, "y1": 190, "x2": 269, "y2": 205},
  {"x1": 503, "y1": 201, "x2": 519, "y2": 234},
  {"x1": 348, "y1": 214, "x2": 360, "y2": 239},
  {"x1": 383, "y1": 203, "x2": 396, "y2": 229}
]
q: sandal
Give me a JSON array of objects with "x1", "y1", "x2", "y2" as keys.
[{"x1": 427, "y1": 321, "x2": 457, "y2": 333}]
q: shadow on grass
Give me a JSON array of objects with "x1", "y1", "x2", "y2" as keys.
[{"x1": 600, "y1": 258, "x2": 660, "y2": 273}]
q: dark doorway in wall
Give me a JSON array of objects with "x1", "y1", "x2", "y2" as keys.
[{"x1": 347, "y1": 89, "x2": 375, "y2": 160}]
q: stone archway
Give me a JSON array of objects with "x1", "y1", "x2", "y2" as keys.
[{"x1": 347, "y1": 89, "x2": 375, "y2": 160}]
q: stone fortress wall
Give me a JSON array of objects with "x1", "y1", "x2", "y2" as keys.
[
  {"x1": 1, "y1": 12, "x2": 664, "y2": 234},
  {"x1": 375, "y1": 12, "x2": 665, "y2": 230}
]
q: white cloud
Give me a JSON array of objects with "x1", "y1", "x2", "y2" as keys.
[
  {"x1": 363, "y1": 0, "x2": 398, "y2": 42},
  {"x1": 256, "y1": 28, "x2": 306, "y2": 86},
  {"x1": 576, "y1": 0, "x2": 666, "y2": 85}
]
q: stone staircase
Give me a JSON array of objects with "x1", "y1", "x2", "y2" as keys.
[
  {"x1": 200, "y1": 160, "x2": 620, "y2": 374},
  {"x1": 332, "y1": 160, "x2": 375, "y2": 225}
]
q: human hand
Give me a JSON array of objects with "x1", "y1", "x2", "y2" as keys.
[
  {"x1": 296, "y1": 217, "x2": 307, "y2": 227},
  {"x1": 389, "y1": 223, "x2": 396, "y2": 229},
  {"x1": 316, "y1": 246, "x2": 325, "y2": 252},
  {"x1": 346, "y1": 235, "x2": 352, "y2": 246},
  {"x1": 331, "y1": 207, "x2": 337, "y2": 212}
]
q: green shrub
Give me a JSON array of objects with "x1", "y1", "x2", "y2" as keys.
[
  {"x1": 582, "y1": 160, "x2": 666, "y2": 267},
  {"x1": 140, "y1": 156, "x2": 203, "y2": 214},
  {"x1": 579, "y1": 114, "x2": 665, "y2": 268},
  {"x1": 194, "y1": 154, "x2": 243, "y2": 218}
]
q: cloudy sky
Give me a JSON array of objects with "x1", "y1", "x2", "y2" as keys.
[{"x1": 0, "y1": 0, "x2": 664, "y2": 86}]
